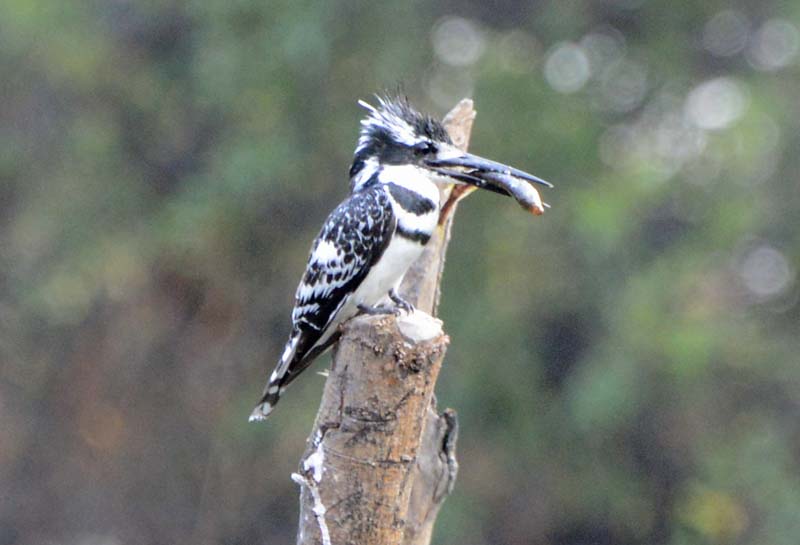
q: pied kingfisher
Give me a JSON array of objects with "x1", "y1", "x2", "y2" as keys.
[{"x1": 249, "y1": 95, "x2": 550, "y2": 421}]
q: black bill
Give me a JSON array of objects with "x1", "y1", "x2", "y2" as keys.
[
  {"x1": 425, "y1": 152, "x2": 553, "y2": 189},
  {"x1": 425, "y1": 152, "x2": 552, "y2": 215}
]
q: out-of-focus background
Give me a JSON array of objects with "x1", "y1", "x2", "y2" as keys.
[{"x1": 2, "y1": 1, "x2": 799, "y2": 544}]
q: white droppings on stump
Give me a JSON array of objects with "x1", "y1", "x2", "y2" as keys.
[
  {"x1": 396, "y1": 311, "x2": 443, "y2": 343},
  {"x1": 303, "y1": 436, "x2": 325, "y2": 483}
]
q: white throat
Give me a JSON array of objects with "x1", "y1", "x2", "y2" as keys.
[{"x1": 378, "y1": 164, "x2": 442, "y2": 206}]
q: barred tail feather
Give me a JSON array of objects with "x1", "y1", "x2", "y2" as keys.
[
  {"x1": 249, "y1": 331, "x2": 302, "y2": 422},
  {"x1": 248, "y1": 324, "x2": 342, "y2": 422},
  {"x1": 248, "y1": 392, "x2": 279, "y2": 422}
]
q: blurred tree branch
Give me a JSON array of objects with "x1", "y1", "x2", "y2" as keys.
[{"x1": 294, "y1": 100, "x2": 476, "y2": 545}]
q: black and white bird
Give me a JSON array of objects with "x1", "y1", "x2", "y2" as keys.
[{"x1": 249, "y1": 95, "x2": 551, "y2": 421}]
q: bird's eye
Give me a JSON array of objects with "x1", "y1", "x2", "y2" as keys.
[{"x1": 413, "y1": 142, "x2": 436, "y2": 156}]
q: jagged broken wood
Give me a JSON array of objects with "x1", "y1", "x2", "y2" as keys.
[{"x1": 295, "y1": 99, "x2": 476, "y2": 545}]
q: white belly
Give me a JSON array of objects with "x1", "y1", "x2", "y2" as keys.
[
  {"x1": 311, "y1": 236, "x2": 426, "y2": 351},
  {"x1": 310, "y1": 174, "x2": 440, "y2": 352},
  {"x1": 352, "y1": 236, "x2": 426, "y2": 306}
]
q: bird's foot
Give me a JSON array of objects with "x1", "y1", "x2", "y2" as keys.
[
  {"x1": 357, "y1": 291, "x2": 415, "y2": 317},
  {"x1": 357, "y1": 303, "x2": 400, "y2": 316},
  {"x1": 389, "y1": 289, "x2": 415, "y2": 314}
]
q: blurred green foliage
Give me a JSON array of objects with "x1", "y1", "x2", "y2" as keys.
[{"x1": 1, "y1": 1, "x2": 799, "y2": 544}]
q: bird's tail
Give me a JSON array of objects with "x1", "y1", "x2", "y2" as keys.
[{"x1": 248, "y1": 330, "x2": 302, "y2": 422}]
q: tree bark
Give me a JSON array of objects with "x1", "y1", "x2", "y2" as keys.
[{"x1": 294, "y1": 99, "x2": 476, "y2": 545}]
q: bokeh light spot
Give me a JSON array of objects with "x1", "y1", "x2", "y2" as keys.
[
  {"x1": 680, "y1": 485, "x2": 749, "y2": 541},
  {"x1": 544, "y1": 42, "x2": 590, "y2": 94},
  {"x1": 432, "y1": 17, "x2": 486, "y2": 67},
  {"x1": 685, "y1": 77, "x2": 749, "y2": 130},
  {"x1": 598, "y1": 59, "x2": 648, "y2": 113},
  {"x1": 425, "y1": 67, "x2": 475, "y2": 110},
  {"x1": 580, "y1": 27, "x2": 626, "y2": 73},
  {"x1": 739, "y1": 245, "x2": 794, "y2": 300},
  {"x1": 747, "y1": 19, "x2": 800, "y2": 71},
  {"x1": 703, "y1": 10, "x2": 750, "y2": 57}
]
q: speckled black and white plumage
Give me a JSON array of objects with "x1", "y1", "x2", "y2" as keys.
[
  {"x1": 249, "y1": 95, "x2": 453, "y2": 422},
  {"x1": 250, "y1": 187, "x2": 399, "y2": 420},
  {"x1": 293, "y1": 187, "x2": 395, "y2": 332},
  {"x1": 249, "y1": 172, "x2": 440, "y2": 421},
  {"x1": 249, "y1": 93, "x2": 549, "y2": 421}
]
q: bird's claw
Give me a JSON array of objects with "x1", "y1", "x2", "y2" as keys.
[
  {"x1": 357, "y1": 290, "x2": 414, "y2": 317},
  {"x1": 357, "y1": 303, "x2": 396, "y2": 316},
  {"x1": 389, "y1": 289, "x2": 415, "y2": 314}
]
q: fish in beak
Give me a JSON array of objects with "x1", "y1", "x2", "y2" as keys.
[{"x1": 425, "y1": 150, "x2": 552, "y2": 215}]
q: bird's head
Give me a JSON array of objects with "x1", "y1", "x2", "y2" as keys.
[{"x1": 349, "y1": 94, "x2": 551, "y2": 199}]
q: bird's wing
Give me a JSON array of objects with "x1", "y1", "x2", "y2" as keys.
[
  {"x1": 249, "y1": 186, "x2": 396, "y2": 421},
  {"x1": 292, "y1": 185, "x2": 395, "y2": 334}
]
